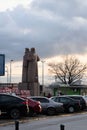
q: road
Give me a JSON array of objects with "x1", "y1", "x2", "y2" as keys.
[{"x1": 0, "y1": 112, "x2": 87, "y2": 130}]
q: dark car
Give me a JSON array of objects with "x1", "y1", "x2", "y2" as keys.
[
  {"x1": 21, "y1": 96, "x2": 42, "y2": 116},
  {"x1": 0, "y1": 93, "x2": 29, "y2": 119},
  {"x1": 29, "y1": 96, "x2": 64, "y2": 116},
  {"x1": 50, "y1": 96, "x2": 81, "y2": 113},
  {"x1": 66, "y1": 95, "x2": 87, "y2": 110}
]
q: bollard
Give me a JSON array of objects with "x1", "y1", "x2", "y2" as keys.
[
  {"x1": 60, "y1": 124, "x2": 65, "y2": 130},
  {"x1": 15, "y1": 120, "x2": 19, "y2": 130}
]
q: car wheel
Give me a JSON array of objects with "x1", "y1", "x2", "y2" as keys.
[
  {"x1": 47, "y1": 107, "x2": 55, "y2": 116},
  {"x1": 68, "y1": 106, "x2": 75, "y2": 113},
  {"x1": 10, "y1": 108, "x2": 20, "y2": 119}
]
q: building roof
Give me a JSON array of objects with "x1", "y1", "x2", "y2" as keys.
[{"x1": 49, "y1": 82, "x2": 87, "y2": 89}]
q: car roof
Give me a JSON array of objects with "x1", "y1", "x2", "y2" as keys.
[
  {"x1": 65, "y1": 95, "x2": 83, "y2": 97},
  {"x1": 50, "y1": 95, "x2": 80, "y2": 101},
  {"x1": 0, "y1": 93, "x2": 25, "y2": 100},
  {"x1": 28, "y1": 96, "x2": 49, "y2": 99}
]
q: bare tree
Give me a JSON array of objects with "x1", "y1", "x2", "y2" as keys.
[{"x1": 48, "y1": 56, "x2": 87, "y2": 85}]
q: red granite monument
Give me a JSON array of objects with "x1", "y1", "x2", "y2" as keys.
[{"x1": 19, "y1": 47, "x2": 40, "y2": 96}]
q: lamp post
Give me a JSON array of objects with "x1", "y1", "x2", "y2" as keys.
[
  {"x1": 41, "y1": 60, "x2": 45, "y2": 88},
  {"x1": 10, "y1": 60, "x2": 13, "y2": 83},
  {"x1": 5, "y1": 66, "x2": 8, "y2": 83}
]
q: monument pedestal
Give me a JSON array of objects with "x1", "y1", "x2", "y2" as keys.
[{"x1": 18, "y1": 82, "x2": 40, "y2": 96}]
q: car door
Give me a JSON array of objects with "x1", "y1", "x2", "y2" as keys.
[
  {"x1": 32, "y1": 98, "x2": 49, "y2": 111},
  {"x1": 0, "y1": 95, "x2": 10, "y2": 114},
  {"x1": 57, "y1": 97, "x2": 71, "y2": 110}
]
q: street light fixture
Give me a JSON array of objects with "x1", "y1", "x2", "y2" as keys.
[{"x1": 10, "y1": 60, "x2": 13, "y2": 83}]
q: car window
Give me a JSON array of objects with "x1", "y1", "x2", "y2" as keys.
[
  {"x1": 32, "y1": 98, "x2": 49, "y2": 103},
  {"x1": 60, "y1": 97, "x2": 71, "y2": 103},
  {"x1": 0, "y1": 95, "x2": 20, "y2": 102},
  {"x1": 70, "y1": 96, "x2": 82, "y2": 101},
  {"x1": 51, "y1": 97, "x2": 55, "y2": 100},
  {"x1": 53, "y1": 97, "x2": 59, "y2": 102}
]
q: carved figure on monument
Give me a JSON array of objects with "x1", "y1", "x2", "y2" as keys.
[
  {"x1": 22, "y1": 48, "x2": 29, "y2": 82},
  {"x1": 22, "y1": 47, "x2": 40, "y2": 83}
]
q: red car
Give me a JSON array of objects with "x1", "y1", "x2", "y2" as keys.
[{"x1": 21, "y1": 96, "x2": 42, "y2": 116}]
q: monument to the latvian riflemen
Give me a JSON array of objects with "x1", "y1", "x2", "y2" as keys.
[{"x1": 19, "y1": 47, "x2": 40, "y2": 96}]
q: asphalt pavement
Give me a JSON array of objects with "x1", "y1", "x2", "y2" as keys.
[
  {"x1": 0, "y1": 111, "x2": 86, "y2": 125},
  {"x1": 0, "y1": 112, "x2": 87, "y2": 130}
]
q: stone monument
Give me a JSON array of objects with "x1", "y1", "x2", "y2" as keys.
[{"x1": 19, "y1": 47, "x2": 40, "y2": 96}]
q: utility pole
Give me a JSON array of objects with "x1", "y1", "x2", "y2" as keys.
[{"x1": 10, "y1": 60, "x2": 13, "y2": 83}]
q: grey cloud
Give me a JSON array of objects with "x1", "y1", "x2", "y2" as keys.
[
  {"x1": 0, "y1": 0, "x2": 87, "y2": 62},
  {"x1": 31, "y1": 0, "x2": 87, "y2": 18}
]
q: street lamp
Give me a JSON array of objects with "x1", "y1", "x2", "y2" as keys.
[
  {"x1": 5, "y1": 66, "x2": 8, "y2": 83},
  {"x1": 10, "y1": 60, "x2": 13, "y2": 83},
  {"x1": 41, "y1": 60, "x2": 45, "y2": 88}
]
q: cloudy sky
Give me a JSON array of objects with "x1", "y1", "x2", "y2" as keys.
[{"x1": 1, "y1": 0, "x2": 87, "y2": 84}]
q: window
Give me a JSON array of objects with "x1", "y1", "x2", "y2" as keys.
[
  {"x1": 32, "y1": 98, "x2": 49, "y2": 103},
  {"x1": 60, "y1": 97, "x2": 71, "y2": 103},
  {"x1": 0, "y1": 95, "x2": 21, "y2": 102}
]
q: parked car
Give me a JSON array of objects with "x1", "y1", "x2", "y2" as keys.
[
  {"x1": 29, "y1": 96, "x2": 64, "y2": 116},
  {"x1": 0, "y1": 93, "x2": 29, "y2": 119},
  {"x1": 82, "y1": 95, "x2": 87, "y2": 107},
  {"x1": 21, "y1": 96, "x2": 42, "y2": 116},
  {"x1": 66, "y1": 95, "x2": 87, "y2": 110},
  {"x1": 50, "y1": 96, "x2": 81, "y2": 113}
]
